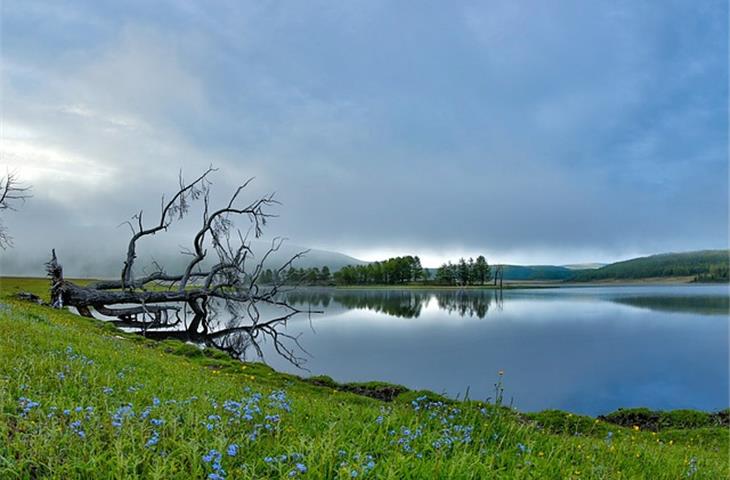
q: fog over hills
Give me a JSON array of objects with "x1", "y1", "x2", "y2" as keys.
[{"x1": 0, "y1": 242, "x2": 366, "y2": 279}]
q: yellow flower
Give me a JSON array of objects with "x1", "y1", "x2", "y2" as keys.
[
  {"x1": 632, "y1": 425, "x2": 640, "y2": 431},
  {"x1": 669, "y1": 440, "x2": 673, "y2": 445}
]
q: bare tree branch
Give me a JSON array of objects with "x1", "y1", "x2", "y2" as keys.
[
  {"x1": 48, "y1": 168, "x2": 318, "y2": 367},
  {"x1": 0, "y1": 170, "x2": 32, "y2": 249}
]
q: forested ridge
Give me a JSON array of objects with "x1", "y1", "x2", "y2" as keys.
[
  {"x1": 572, "y1": 250, "x2": 729, "y2": 282},
  {"x1": 265, "y1": 250, "x2": 729, "y2": 285}
]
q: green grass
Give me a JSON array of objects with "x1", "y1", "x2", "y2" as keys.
[{"x1": 1, "y1": 278, "x2": 728, "y2": 479}]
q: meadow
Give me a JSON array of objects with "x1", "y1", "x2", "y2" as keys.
[{"x1": 0, "y1": 277, "x2": 727, "y2": 479}]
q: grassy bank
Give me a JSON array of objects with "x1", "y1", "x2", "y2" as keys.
[{"x1": 1, "y1": 278, "x2": 728, "y2": 479}]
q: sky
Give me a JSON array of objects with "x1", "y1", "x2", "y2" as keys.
[{"x1": 0, "y1": 0, "x2": 727, "y2": 273}]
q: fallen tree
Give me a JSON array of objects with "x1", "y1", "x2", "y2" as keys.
[{"x1": 47, "y1": 167, "x2": 313, "y2": 366}]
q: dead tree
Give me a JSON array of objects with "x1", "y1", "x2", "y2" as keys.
[
  {"x1": 493, "y1": 264, "x2": 504, "y2": 290},
  {"x1": 0, "y1": 170, "x2": 32, "y2": 249},
  {"x1": 47, "y1": 167, "x2": 313, "y2": 367}
]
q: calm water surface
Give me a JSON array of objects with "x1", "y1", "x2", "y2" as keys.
[{"x1": 261, "y1": 285, "x2": 728, "y2": 415}]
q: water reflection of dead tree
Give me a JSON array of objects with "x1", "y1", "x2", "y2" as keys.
[{"x1": 47, "y1": 167, "x2": 315, "y2": 367}]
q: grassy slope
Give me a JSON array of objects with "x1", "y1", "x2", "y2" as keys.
[
  {"x1": 573, "y1": 250, "x2": 729, "y2": 282},
  {"x1": 1, "y1": 278, "x2": 728, "y2": 479}
]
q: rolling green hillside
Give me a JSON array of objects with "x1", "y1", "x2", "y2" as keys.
[
  {"x1": 1, "y1": 277, "x2": 728, "y2": 479},
  {"x1": 501, "y1": 265, "x2": 575, "y2": 281},
  {"x1": 573, "y1": 250, "x2": 729, "y2": 282}
]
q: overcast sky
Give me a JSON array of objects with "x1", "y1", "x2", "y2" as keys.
[{"x1": 1, "y1": 0, "x2": 727, "y2": 271}]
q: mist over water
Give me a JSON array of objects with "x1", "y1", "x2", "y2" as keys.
[{"x1": 257, "y1": 285, "x2": 729, "y2": 415}]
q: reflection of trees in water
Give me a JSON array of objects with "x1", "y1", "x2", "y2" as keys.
[
  {"x1": 332, "y1": 290, "x2": 430, "y2": 318},
  {"x1": 284, "y1": 291, "x2": 333, "y2": 309},
  {"x1": 610, "y1": 295, "x2": 729, "y2": 316},
  {"x1": 435, "y1": 290, "x2": 496, "y2": 319},
  {"x1": 286, "y1": 289, "x2": 502, "y2": 319}
]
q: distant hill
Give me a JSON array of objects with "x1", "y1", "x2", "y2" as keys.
[
  {"x1": 0, "y1": 242, "x2": 366, "y2": 279},
  {"x1": 265, "y1": 244, "x2": 367, "y2": 271},
  {"x1": 501, "y1": 265, "x2": 575, "y2": 281},
  {"x1": 572, "y1": 250, "x2": 729, "y2": 282}
]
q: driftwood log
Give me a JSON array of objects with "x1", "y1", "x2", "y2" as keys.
[{"x1": 47, "y1": 168, "x2": 313, "y2": 366}]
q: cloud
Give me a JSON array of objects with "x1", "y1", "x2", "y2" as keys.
[{"x1": 0, "y1": 0, "x2": 726, "y2": 273}]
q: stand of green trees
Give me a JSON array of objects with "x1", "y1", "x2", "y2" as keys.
[
  {"x1": 433, "y1": 256, "x2": 491, "y2": 286},
  {"x1": 259, "y1": 266, "x2": 334, "y2": 286},
  {"x1": 333, "y1": 256, "x2": 426, "y2": 285},
  {"x1": 258, "y1": 255, "x2": 494, "y2": 286}
]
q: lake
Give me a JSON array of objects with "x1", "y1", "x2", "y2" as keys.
[{"x1": 260, "y1": 285, "x2": 729, "y2": 416}]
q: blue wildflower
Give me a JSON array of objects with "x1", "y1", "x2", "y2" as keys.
[
  {"x1": 203, "y1": 449, "x2": 222, "y2": 464},
  {"x1": 111, "y1": 404, "x2": 135, "y2": 428},
  {"x1": 146, "y1": 431, "x2": 160, "y2": 448},
  {"x1": 227, "y1": 444, "x2": 238, "y2": 457},
  {"x1": 70, "y1": 420, "x2": 86, "y2": 438},
  {"x1": 18, "y1": 397, "x2": 40, "y2": 417}
]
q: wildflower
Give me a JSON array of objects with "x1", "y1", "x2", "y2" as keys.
[
  {"x1": 517, "y1": 443, "x2": 527, "y2": 454},
  {"x1": 633, "y1": 425, "x2": 640, "y2": 431},
  {"x1": 264, "y1": 456, "x2": 275, "y2": 463},
  {"x1": 268, "y1": 390, "x2": 292, "y2": 412},
  {"x1": 375, "y1": 416, "x2": 384, "y2": 424},
  {"x1": 350, "y1": 470, "x2": 358, "y2": 478},
  {"x1": 103, "y1": 386, "x2": 114, "y2": 395},
  {"x1": 295, "y1": 463, "x2": 307, "y2": 473},
  {"x1": 70, "y1": 420, "x2": 86, "y2": 438},
  {"x1": 227, "y1": 444, "x2": 239, "y2": 457},
  {"x1": 57, "y1": 372, "x2": 66, "y2": 380},
  {"x1": 146, "y1": 431, "x2": 160, "y2": 448},
  {"x1": 111, "y1": 404, "x2": 135, "y2": 428},
  {"x1": 203, "y1": 450, "x2": 222, "y2": 464},
  {"x1": 18, "y1": 397, "x2": 40, "y2": 417},
  {"x1": 151, "y1": 418, "x2": 164, "y2": 427}
]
